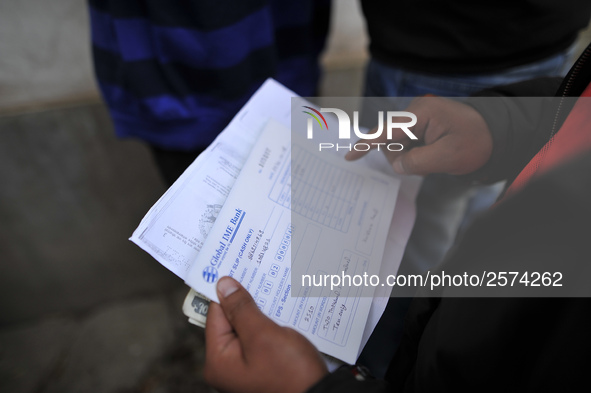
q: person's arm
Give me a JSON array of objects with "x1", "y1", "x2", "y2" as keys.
[
  {"x1": 345, "y1": 96, "x2": 494, "y2": 177},
  {"x1": 463, "y1": 77, "x2": 563, "y2": 184},
  {"x1": 204, "y1": 276, "x2": 391, "y2": 393},
  {"x1": 204, "y1": 277, "x2": 328, "y2": 393},
  {"x1": 345, "y1": 77, "x2": 563, "y2": 184},
  {"x1": 386, "y1": 151, "x2": 591, "y2": 391}
]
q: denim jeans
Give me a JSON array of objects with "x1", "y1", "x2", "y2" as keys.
[{"x1": 358, "y1": 46, "x2": 576, "y2": 377}]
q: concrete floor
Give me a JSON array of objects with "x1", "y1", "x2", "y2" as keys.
[{"x1": 0, "y1": 104, "x2": 212, "y2": 392}]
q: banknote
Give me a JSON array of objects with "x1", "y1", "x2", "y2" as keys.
[{"x1": 182, "y1": 288, "x2": 210, "y2": 328}]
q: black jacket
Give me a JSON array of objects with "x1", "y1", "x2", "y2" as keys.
[
  {"x1": 361, "y1": 0, "x2": 590, "y2": 74},
  {"x1": 308, "y1": 44, "x2": 591, "y2": 392}
]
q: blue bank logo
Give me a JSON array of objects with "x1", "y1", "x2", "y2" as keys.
[{"x1": 203, "y1": 266, "x2": 219, "y2": 283}]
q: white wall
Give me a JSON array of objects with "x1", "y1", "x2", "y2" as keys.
[{"x1": 0, "y1": 0, "x2": 99, "y2": 111}]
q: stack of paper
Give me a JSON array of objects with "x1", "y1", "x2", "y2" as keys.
[{"x1": 130, "y1": 79, "x2": 421, "y2": 364}]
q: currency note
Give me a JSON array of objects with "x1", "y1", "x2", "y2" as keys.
[{"x1": 182, "y1": 288, "x2": 210, "y2": 328}]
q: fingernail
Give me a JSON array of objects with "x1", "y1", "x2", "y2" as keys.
[
  {"x1": 217, "y1": 277, "x2": 239, "y2": 299},
  {"x1": 393, "y1": 159, "x2": 405, "y2": 174}
]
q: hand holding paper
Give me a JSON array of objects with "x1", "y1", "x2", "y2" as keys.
[
  {"x1": 185, "y1": 118, "x2": 400, "y2": 363},
  {"x1": 129, "y1": 80, "x2": 421, "y2": 364},
  {"x1": 205, "y1": 277, "x2": 327, "y2": 393},
  {"x1": 345, "y1": 96, "x2": 493, "y2": 176}
]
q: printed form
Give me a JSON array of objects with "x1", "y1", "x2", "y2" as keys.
[
  {"x1": 130, "y1": 79, "x2": 422, "y2": 364},
  {"x1": 185, "y1": 119, "x2": 400, "y2": 363}
]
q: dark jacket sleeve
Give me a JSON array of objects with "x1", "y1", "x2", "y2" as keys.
[
  {"x1": 385, "y1": 151, "x2": 591, "y2": 392},
  {"x1": 460, "y1": 77, "x2": 564, "y2": 184},
  {"x1": 306, "y1": 367, "x2": 390, "y2": 393}
]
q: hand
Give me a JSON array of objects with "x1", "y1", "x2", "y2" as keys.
[
  {"x1": 345, "y1": 96, "x2": 493, "y2": 176},
  {"x1": 204, "y1": 277, "x2": 328, "y2": 393}
]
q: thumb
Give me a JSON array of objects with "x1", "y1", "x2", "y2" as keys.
[{"x1": 216, "y1": 277, "x2": 269, "y2": 342}]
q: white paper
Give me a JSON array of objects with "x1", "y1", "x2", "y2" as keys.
[
  {"x1": 185, "y1": 119, "x2": 400, "y2": 363},
  {"x1": 130, "y1": 79, "x2": 421, "y2": 365},
  {"x1": 131, "y1": 80, "x2": 294, "y2": 279}
]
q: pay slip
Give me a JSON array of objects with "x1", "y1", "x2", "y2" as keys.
[{"x1": 184, "y1": 119, "x2": 401, "y2": 363}]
